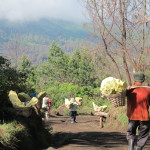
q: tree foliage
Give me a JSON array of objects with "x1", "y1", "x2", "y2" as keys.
[
  {"x1": 41, "y1": 41, "x2": 69, "y2": 85},
  {"x1": 18, "y1": 54, "x2": 36, "y2": 93},
  {"x1": 39, "y1": 41, "x2": 100, "y2": 89},
  {"x1": 68, "y1": 49, "x2": 96, "y2": 86},
  {"x1": 0, "y1": 56, "x2": 20, "y2": 106}
]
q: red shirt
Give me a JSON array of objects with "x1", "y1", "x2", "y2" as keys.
[{"x1": 127, "y1": 84, "x2": 150, "y2": 121}]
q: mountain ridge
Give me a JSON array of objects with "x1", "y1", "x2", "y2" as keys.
[
  {"x1": 0, "y1": 19, "x2": 91, "y2": 64},
  {"x1": 0, "y1": 19, "x2": 89, "y2": 42}
]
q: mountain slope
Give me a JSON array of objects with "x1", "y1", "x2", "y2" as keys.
[
  {"x1": 0, "y1": 19, "x2": 89, "y2": 42},
  {"x1": 0, "y1": 19, "x2": 91, "y2": 64}
]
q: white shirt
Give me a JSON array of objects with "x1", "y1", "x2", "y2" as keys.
[
  {"x1": 70, "y1": 102, "x2": 78, "y2": 111},
  {"x1": 42, "y1": 97, "x2": 49, "y2": 108}
]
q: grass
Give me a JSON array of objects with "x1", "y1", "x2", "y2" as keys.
[
  {"x1": 117, "y1": 107, "x2": 128, "y2": 126},
  {"x1": 0, "y1": 121, "x2": 28, "y2": 150},
  {"x1": 0, "y1": 114, "x2": 52, "y2": 150},
  {"x1": 105, "y1": 105, "x2": 128, "y2": 130}
]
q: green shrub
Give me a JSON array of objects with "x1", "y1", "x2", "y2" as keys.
[
  {"x1": 0, "y1": 113, "x2": 51, "y2": 150},
  {"x1": 46, "y1": 83, "x2": 109, "y2": 109},
  {"x1": 46, "y1": 83, "x2": 86, "y2": 108},
  {"x1": 0, "y1": 121, "x2": 28, "y2": 150}
]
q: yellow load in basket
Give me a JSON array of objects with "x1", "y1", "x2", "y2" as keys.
[
  {"x1": 26, "y1": 97, "x2": 38, "y2": 107},
  {"x1": 100, "y1": 77, "x2": 127, "y2": 107},
  {"x1": 8, "y1": 90, "x2": 25, "y2": 107},
  {"x1": 18, "y1": 92, "x2": 31, "y2": 102}
]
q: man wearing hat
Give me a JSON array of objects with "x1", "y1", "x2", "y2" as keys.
[{"x1": 126, "y1": 72, "x2": 150, "y2": 150}]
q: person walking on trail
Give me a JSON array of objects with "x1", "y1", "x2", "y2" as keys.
[
  {"x1": 42, "y1": 95, "x2": 50, "y2": 119},
  {"x1": 47, "y1": 98, "x2": 52, "y2": 116},
  {"x1": 69, "y1": 97, "x2": 82, "y2": 123},
  {"x1": 69, "y1": 98, "x2": 78, "y2": 123},
  {"x1": 126, "y1": 72, "x2": 150, "y2": 150}
]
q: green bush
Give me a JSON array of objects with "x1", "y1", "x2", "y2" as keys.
[
  {"x1": 0, "y1": 114, "x2": 52, "y2": 150},
  {"x1": 45, "y1": 82, "x2": 112, "y2": 110},
  {"x1": 46, "y1": 83, "x2": 103, "y2": 108},
  {"x1": 0, "y1": 121, "x2": 29, "y2": 150}
]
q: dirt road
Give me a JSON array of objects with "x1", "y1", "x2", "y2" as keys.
[{"x1": 44, "y1": 115, "x2": 150, "y2": 150}]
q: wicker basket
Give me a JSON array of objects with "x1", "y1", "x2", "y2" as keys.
[
  {"x1": 106, "y1": 91, "x2": 126, "y2": 107},
  {"x1": 14, "y1": 106, "x2": 32, "y2": 117}
]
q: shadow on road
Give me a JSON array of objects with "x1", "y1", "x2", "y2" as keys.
[
  {"x1": 50, "y1": 131, "x2": 127, "y2": 149},
  {"x1": 46, "y1": 115, "x2": 150, "y2": 150}
]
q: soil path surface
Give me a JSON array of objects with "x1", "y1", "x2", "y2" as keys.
[{"x1": 44, "y1": 115, "x2": 150, "y2": 150}]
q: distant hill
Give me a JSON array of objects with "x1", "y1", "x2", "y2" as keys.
[
  {"x1": 0, "y1": 19, "x2": 89, "y2": 42},
  {"x1": 0, "y1": 19, "x2": 92, "y2": 64}
]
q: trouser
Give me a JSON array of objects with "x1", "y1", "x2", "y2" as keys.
[
  {"x1": 70, "y1": 111, "x2": 77, "y2": 121},
  {"x1": 126, "y1": 120, "x2": 150, "y2": 148}
]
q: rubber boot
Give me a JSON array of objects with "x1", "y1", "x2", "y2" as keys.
[
  {"x1": 128, "y1": 139, "x2": 135, "y2": 150},
  {"x1": 134, "y1": 146, "x2": 143, "y2": 150}
]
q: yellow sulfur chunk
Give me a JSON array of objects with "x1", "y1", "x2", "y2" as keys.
[
  {"x1": 8, "y1": 90, "x2": 25, "y2": 107},
  {"x1": 100, "y1": 77, "x2": 127, "y2": 95},
  {"x1": 18, "y1": 92, "x2": 31, "y2": 102},
  {"x1": 26, "y1": 97, "x2": 38, "y2": 107}
]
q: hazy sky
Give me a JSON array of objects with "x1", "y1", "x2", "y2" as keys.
[{"x1": 0, "y1": 0, "x2": 88, "y2": 22}]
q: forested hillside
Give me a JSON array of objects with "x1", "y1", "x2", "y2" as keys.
[
  {"x1": 0, "y1": 19, "x2": 88, "y2": 41},
  {"x1": 0, "y1": 19, "x2": 92, "y2": 65}
]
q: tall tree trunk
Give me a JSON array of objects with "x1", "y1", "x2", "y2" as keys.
[{"x1": 119, "y1": 0, "x2": 132, "y2": 85}]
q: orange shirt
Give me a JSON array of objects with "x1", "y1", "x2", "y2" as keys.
[{"x1": 126, "y1": 85, "x2": 150, "y2": 121}]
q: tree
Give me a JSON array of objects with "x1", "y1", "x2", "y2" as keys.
[
  {"x1": 18, "y1": 54, "x2": 35, "y2": 92},
  {"x1": 0, "y1": 56, "x2": 20, "y2": 106},
  {"x1": 19, "y1": 54, "x2": 31, "y2": 75},
  {"x1": 83, "y1": 0, "x2": 150, "y2": 85},
  {"x1": 68, "y1": 49, "x2": 96, "y2": 86},
  {"x1": 41, "y1": 41, "x2": 69, "y2": 86}
]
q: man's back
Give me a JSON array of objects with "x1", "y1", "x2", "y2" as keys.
[{"x1": 127, "y1": 87, "x2": 150, "y2": 121}]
